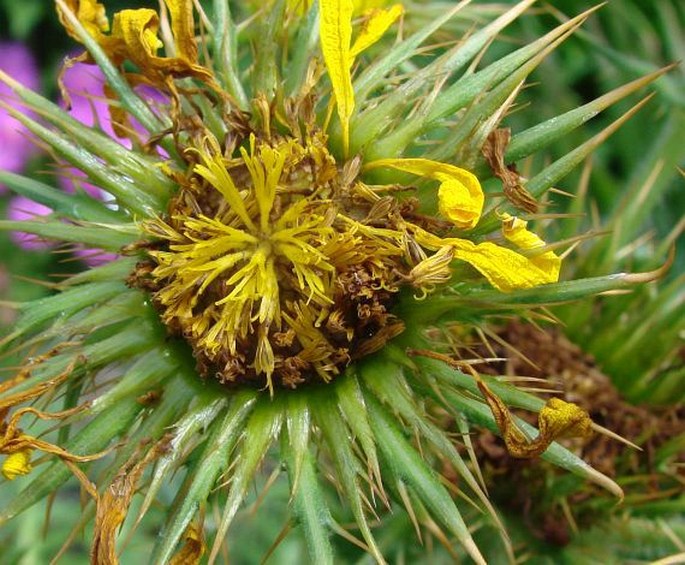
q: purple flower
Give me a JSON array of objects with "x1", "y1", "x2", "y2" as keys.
[
  {"x1": 0, "y1": 42, "x2": 40, "y2": 193},
  {"x1": 6, "y1": 195, "x2": 52, "y2": 250}
]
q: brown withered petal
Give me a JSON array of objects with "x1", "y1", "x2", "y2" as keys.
[
  {"x1": 91, "y1": 438, "x2": 171, "y2": 565},
  {"x1": 476, "y1": 378, "x2": 594, "y2": 459},
  {"x1": 482, "y1": 128, "x2": 539, "y2": 214},
  {"x1": 169, "y1": 521, "x2": 206, "y2": 565}
]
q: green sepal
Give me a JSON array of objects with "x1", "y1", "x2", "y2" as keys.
[
  {"x1": 283, "y1": 436, "x2": 334, "y2": 565},
  {"x1": 0, "y1": 172, "x2": 125, "y2": 224},
  {"x1": 365, "y1": 394, "x2": 487, "y2": 565},
  {"x1": 311, "y1": 390, "x2": 385, "y2": 564},
  {"x1": 208, "y1": 396, "x2": 284, "y2": 562},
  {"x1": 151, "y1": 391, "x2": 258, "y2": 565},
  {"x1": 0, "y1": 219, "x2": 138, "y2": 250}
]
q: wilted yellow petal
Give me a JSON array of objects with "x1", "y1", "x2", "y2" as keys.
[
  {"x1": 111, "y1": 9, "x2": 163, "y2": 65},
  {"x1": 320, "y1": 0, "x2": 355, "y2": 156},
  {"x1": 1, "y1": 449, "x2": 32, "y2": 481},
  {"x1": 450, "y1": 238, "x2": 559, "y2": 292},
  {"x1": 501, "y1": 212, "x2": 561, "y2": 282},
  {"x1": 169, "y1": 522, "x2": 205, "y2": 565},
  {"x1": 58, "y1": 0, "x2": 110, "y2": 41},
  {"x1": 350, "y1": 4, "x2": 404, "y2": 58},
  {"x1": 163, "y1": 0, "x2": 198, "y2": 61},
  {"x1": 477, "y1": 379, "x2": 593, "y2": 459},
  {"x1": 365, "y1": 158, "x2": 484, "y2": 229},
  {"x1": 538, "y1": 397, "x2": 594, "y2": 441}
]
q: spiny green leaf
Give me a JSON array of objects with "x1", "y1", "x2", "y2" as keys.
[
  {"x1": 88, "y1": 346, "x2": 187, "y2": 416},
  {"x1": 436, "y1": 386, "x2": 623, "y2": 498},
  {"x1": 208, "y1": 396, "x2": 284, "y2": 563},
  {"x1": 365, "y1": 394, "x2": 486, "y2": 565},
  {"x1": 0, "y1": 104, "x2": 163, "y2": 217},
  {"x1": 0, "y1": 172, "x2": 125, "y2": 224},
  {"x1": 362, "y1": 357, "x2": 511, "y2": 554},
  {"x1": 312, "y1": 393, "x2": 386, "y2": 564},
  {"x1": 136, "y1": 394, "x2": 228, "y2": 525},
  {"x1": 414, "y1": 357, "x2": 544, "y2": 412},
  {"x1": 283, "y1": 438, "x2": 334, "y2": 565},
  {"x1": 353, "y1": 1, "x2": 471, "y2": 103},
  {"x1": 5, "y1": 281, "x2": 126, "y2": 344},
  {"x1": 354, "y1": 0, "x2": 539, "y2": 154},
  {"x1": 285, "y1": 0, "x2": 320, "y2": 96},
  {"x1": 503, "y1": 66, "x2": 673, "y2": 167},
  {"x1": 151, "y1": 391, "x2": 257, "y2": 565},
  {"x1": 284, "y1": 392, "x2": 311, "y2": 493},
  {"x1": 0, "y1": 220, "x2": 138, "y2": 250},
  {"x1": 366, "y1": 4, "x2": 595, "y2": 159},
  {"x1": 213, "y1": 0, "x2": 248, "y2": 107},
  {"x1": 397, "y1": 265, "x2": 669, "y2": 325},
  {"x1": 0, "y1": 68, "x2": 174, "y2": 197},
  {"x1": 335, "y1": 370, "x2": 382, "y2": 489}
]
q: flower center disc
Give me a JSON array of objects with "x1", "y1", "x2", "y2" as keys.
[{"x1": 131, "y1": 133, "x2": 407, "y2": 391}]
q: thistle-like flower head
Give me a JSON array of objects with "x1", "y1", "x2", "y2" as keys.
[{"x1": 0, "y1": 0, "x2": 666, "y2": 563}]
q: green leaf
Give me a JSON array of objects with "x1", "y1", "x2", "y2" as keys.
[
  {"x1": 213, "y1": 0, "x2": 249, "y2": 108},
  {"x1": 312, "y1": 392, "x2": 386, "y2": 564},
  {"x1": 208, "y1": 396, "x2": 284, "y2": 563},
  {"x1": 151, "y1": 391, "x2": 257, "y2": 565},
  {"x1": 283, "y1": 440, "x2": 334, "y2": 565},
  {"x1": 0, "y1": 172, "x2": 125, "y2": 224},
  {"x1": 365, "y1": 394, "x2": 486, "y2": 565}
]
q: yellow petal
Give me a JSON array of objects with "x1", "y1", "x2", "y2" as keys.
[
  {"x1": 450, "y1": 239, "x2": 559, "y2": 292},
  {"x1": 111, "y1": 9, "x2": 164, "y2": 66},
  {"x1": 350, "y1": 4, "x2": 404, "y2": 58},
  {"x1": 1, "y1": 449, "x2": 32, "y2": 481},
  {"x1": 538, "y1": 397, "x2": 593, "y2": 441},
  {"x1": 163, "y1": 0, "x2": 198, "y2": 61},
  {"x1": 319, "y1": 0, "x2": 355, "y2": 156},
  {"x1": 365, "y1": 158, "x2": 484, "y2": 229},
  {"x1": 500, "y1": 212, "x2": 561, "y2": 283},
  {"x1": 58, "y1": 0, "x2": 110, "y2": 41},
  {"x1": 353, "y1": 0, "x2": 392, "y2": 12}
]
